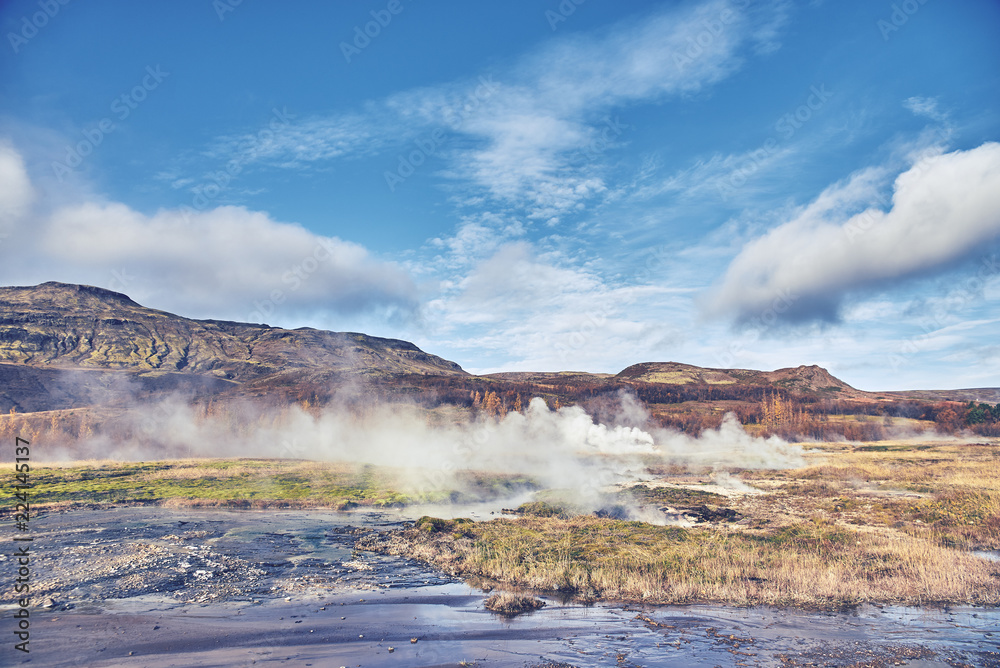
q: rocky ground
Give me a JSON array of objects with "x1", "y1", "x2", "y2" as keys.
[{"x1": 1, "y1": 506, "x2": 453, "y2": 610}]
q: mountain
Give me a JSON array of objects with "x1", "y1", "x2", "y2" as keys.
[
  {"x1": 0, "y1": 282, "x2": 988, "y2": 421},
  {"x1": 883, "y1": 388, "x2": 1000, "y2": 403},
  {"x1": 613, "y1": 361, "x2": 868, "y2": 399},
  {"x1": 0, "y1": 282, "x2": 464, "y2": 412},
  {"x1": 482, "y1": 362, "x2": 867, "y2": 401}
]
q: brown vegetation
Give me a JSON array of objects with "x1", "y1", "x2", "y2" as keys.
[{"x1": 394, "y1": 371, "x2": 1000, "y2": 441}]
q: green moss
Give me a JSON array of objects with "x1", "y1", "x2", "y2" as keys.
[
  {"x1": 855, "y1": 444, "x2": 934, "y2": 452},
  {"x1": 911, "y1": 491, "x2": 998, "y2": 528},
  {"x1": 756, "y1": 519, "x2": 855, "y2": 551},
  {"x1": 623, "y1": 485, "x2": 727, "y2": 506},
  {"x1": 515, "y1": 501, "x2": 569, "y2": 518},
  {"x1": 24, "y1": 459, "x2": 418, "y2": 507}
]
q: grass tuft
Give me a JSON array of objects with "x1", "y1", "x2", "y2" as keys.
[{"x1": 483, "y1": 591, "x2": 545, "y2": 616}]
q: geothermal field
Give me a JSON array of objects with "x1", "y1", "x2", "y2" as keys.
[
  {"x1": 3, "y1": 2, "x2": 1000, "y2": 663},
  {"x1": 4, "y1": 396, "x2": 999, "y2": 666}
]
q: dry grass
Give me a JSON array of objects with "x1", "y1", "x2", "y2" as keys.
[
  {"x1": 138, "y1": 459, "x2": 358, "y2": 481},
  {"x1": 360, "y1": 438, "x2": 1000, "y2": 609},
  {"x1": 361, "y1": 514, "x2": 999, "y2": 609},
  {"x1": 742, "y1": 440, "x2": 1000, "y2": 549}
]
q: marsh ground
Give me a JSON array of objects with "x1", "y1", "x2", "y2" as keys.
[{"x1": 360, "y1": 437, "x2": 1000, "y2": 609}]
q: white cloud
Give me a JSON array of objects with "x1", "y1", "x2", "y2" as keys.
[
  {"x1": 841, "y1": 299, "x2": 902, "y2": 323},
  {"x1": 0, "y1": 141, "x2": 34, "y2": 226},
  {"x1": 428, "y1": 242, "x2": 687, "y2": 372},
  {"x1": 442, "y1": 0, "x2": 787, "y2": 219},
  {"x1": 703, "y1": 142, "x2": 1000, "y2": 323},
  {"x1": 0, "y1": 144, "x2": 418, "y2": 324},
  {"x1": 426, "y1": 217, "x2": 526, "y2": 271},
  {"x1": 640, "y1": 142, "x2": 798, "y2": 204},
  {"x1": 903, "y1": 96, "x2": 946, "y2": 121},
  {"x1": 207, "y1": 111, "x2": 384, "y2": 169},
  {"x1": 188, "y1": 1, "x2": 787, "y2": 222}
]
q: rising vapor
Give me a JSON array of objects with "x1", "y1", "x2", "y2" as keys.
[{"x1": 46, "y1": 392, "x2": 805, "y2": 513}]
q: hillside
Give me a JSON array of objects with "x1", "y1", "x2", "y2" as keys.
[
  {"x1": 884, "y1": 388, "x2": 1000, "y2": 404},
  {"x1": 0, "y1": 282, "x2": 465, "y2": 412},
  {"x1": 614, "y1": 361, "x2": 868, "y2": 399},
  {"x1": 0, "y1": 282, "x2": 995, "y2": 443}
]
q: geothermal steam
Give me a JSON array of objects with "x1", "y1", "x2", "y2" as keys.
[{"x1": 57, "y1": 392, "x2": 805, "y2": 512}]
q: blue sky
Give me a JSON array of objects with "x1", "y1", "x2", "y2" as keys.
[{"x1": 1, "y1": 0, "x2": 999, "y2": 391}]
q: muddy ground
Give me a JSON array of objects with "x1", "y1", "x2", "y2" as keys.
[{"x1": 1, "y1": 506, "x2": 998, "y2": 667}]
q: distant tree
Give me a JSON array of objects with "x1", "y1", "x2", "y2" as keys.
[
  {"x1": 761, "y1": 391, "x2": 794, "y2": 431},
  {"x1": 965, "y1": 401, "x2": 993, "y2": 425},
  {"x1": 482, "y1": 391, "x2": 503, "y2": 418},
  {"x1": 935, "y1": 406, "x2": 962, "y2": 433}
]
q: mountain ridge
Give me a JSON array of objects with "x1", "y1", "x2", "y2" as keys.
[
  {"x1": 0, "y1": 282, "x2": 991, "y2": 415},
  {"x1": 613, "y1": 361, "x2": 866, "y2": 398},
  {"x1": 0, "y1": 282, "x2": 464, "y2": 411}
]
